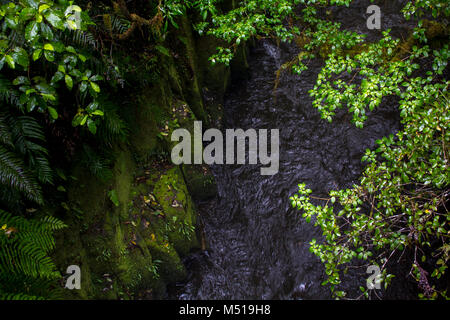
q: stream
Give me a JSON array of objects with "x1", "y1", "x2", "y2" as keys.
[{"x1": 179, "y1": 0, "x2": 416, "y2": 300}]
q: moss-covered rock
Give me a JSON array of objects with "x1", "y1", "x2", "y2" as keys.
[
  {"x1": 179, "y1": 16, "x2": 207, "y2": 122},
  {"x1": 53, "y1": 141, "x2": 202, "y2": 299},
  {"x1": 153, "y1": 166, "x2": 200, "y2": 256},
  {"x1": 182, "y1": 164, "x2": 217, "y2": 201},
  {"x1": 129, "y1": 86, "x2": 166, "y2": 162},
  {"x1": 51, "y1": 10, "x2": 249, "y2": 300}
]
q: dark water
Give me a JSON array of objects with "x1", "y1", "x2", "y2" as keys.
[{"x1": 180, "y1": 1, "x2": 415, "y2": 300}]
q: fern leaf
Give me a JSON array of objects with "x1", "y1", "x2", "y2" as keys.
[
  {"x1": 0, "y1": 146, "x2": 43, "y2": 204},
  {"x1": 0, "y1": 210, "x2": 66, "y2": 300},
  {"x1": 0, "y1": 113, "x2": 13, "y2": 147}
]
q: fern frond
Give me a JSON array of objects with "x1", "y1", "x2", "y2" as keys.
[
  {"x1": 0, "y1": 290, "x2": 44, "y2": 300},
  {"x1": 110, "y1": 15, "x2": 130, "y2": 35},
  {"x1": 0, "y1": 146, "x2": 43, "y2": 204},
  {"x1": 10, "y1": 116, "x2": 46, "y2": 145},
  {"x1": 0, "y1": 273, "x2": 63, "y2": 300},
  {"x1": 0, "y1": 113, "x2": 13, "y2": 147},
  {"x1": 32, "y1": 156, "x2": 53, "y2": 185},
  {"x1": 0, "y1": 210, "x2": 66, "y2": 300},
  {"x1": 0, "y1": 210, "x2": 65, "y2": 275},
  {"x1": 7, "y1": 116, "x2": 53, "y2": 185},
  {"x1": 96, "y1": 97, "x2": 128, "y2": 146},
  {"x1": 62, "y1": 29, "x2": 99, "y2": 51},
  {"x1": 80, "y1": 144, "x2": 113, "y2": 181},
  {"x1": 0, "y1": 184, "x2": 22, "y2": 212},
  {"x1": 0, "y1": 76, "x2": 21, "y2": 109}
]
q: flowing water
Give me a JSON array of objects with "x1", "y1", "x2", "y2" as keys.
[{"x1": 179, "y1": 1, "x2": 416, "y2": 299}]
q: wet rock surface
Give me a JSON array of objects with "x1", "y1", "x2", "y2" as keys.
[{"x1": 180, "y1": 1, "x2": 416, "y2": 299}]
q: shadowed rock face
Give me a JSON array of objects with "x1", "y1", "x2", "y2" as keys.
[{"x1": 180, "y1": 1, "x2": 416, "y2": 300}]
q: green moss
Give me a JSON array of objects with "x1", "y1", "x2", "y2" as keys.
[
  {"x1": 53, "y1": 149, "x2": 189, "y2": 299},
  {"x1": 112, "y1": 149, "x2": 134, "y2": 220},
  {"x1": 153, "y1": 167, "x2": 200, "y2": 256},
  {"x1": 51, "y1": 14, "x2": 235, "y2": 300},
  {"x1": 168, "y1": 61, "x2": 184, "y2": 97},
  {"x1": 52, "y1": 230, "x2": 93, "y2": 299},
  {"x1": 182, "y1": 164, "x2": 217, "y2": 200},
  {"x1": 422, "y1": 19, "x2": 448, "y2": 39},
  {"x1": 129, "y1": 87, "x2": 167, "y2": 161},
  {"x1": 195, "y1": 35, "x2": 230, "y2": 97},
  {"x1": 52, "y1": 161, "x2": 112, "y2": 299},
  {"x1": 146, "y1": 241, "x2": 186, "y2": 282},
  {"x1": 179, "y1": 16, "x2": 206, "y2": 121}
]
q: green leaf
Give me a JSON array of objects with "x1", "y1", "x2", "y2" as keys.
[
  {"x1": 5, "y1": 55, "x2": 15, "y2": 69},
  {"x1": 155, "y1": 45, "x2": 171, "y2": 57},
  {"x1": 78, "y1": 54, "x2": 87, "y2": 62},
  {"x1": 41, "y1": 93, "x2": 56, "y2": 102},
  {"x1": 68, "y1": 5, "x2": 82, "y2": 13},
  {"x1": 65, "y1": 75, "x2": 73, "y2": 90},
  {"x1": 20, "y1": 7, "x2": 37, "y2": 21},
  {"x1": 48, "y1": 107, "x2": 58, "y2": 120},
  {"x1": 90, "y1": 81, "x2": 100, "y2": 93},
  {"x1": 24, "y1": 0, "x2": 39, "y2": 9},
  {"x1": 44, "y1": 50, "x2": 54, "y2": 62},
  {"x1": 69, "y1": 69, "x2": 82, "y2": 78},
  {"x1": 5, "y1": 17, "x2": 18, "y2": 29},
  {"x1": 91, "y1": 110, "x2": 104, "y2": 116},
  {"x1": 25, "y1": 88, "x2": 37, "y2": 95},
  {"x1": 87, "y1": 120, "x2": 97, "y2": 134},
  {"x1": 51, "y1": 71, "x2": 64, "y2": 83},
  {"x1": 72, "y1": 114, "x2": 84, "y2": 127},
  {"x1": 38, "y1": 4, "x2": 50, "y2": 14},
  {"x1": 32, "y1": 49, "x2": 42, "y2": 61},
  {"x1": 66, "y1": 46, "x2": 77, "y2": 54},
  {"x1": 86, "y1": 101, "x2": 99, "y2": 112},
  {"x1": 108, "y1": 190, "x2": 119, "y2": 207},
  {"x1": 44, "y1": 12, "x2": 64, "y2": 29},
  {"x1": 40, "y1": 23, "x2": 54, "y2": 40},
  {"x1": 80, "y1": 115, "x2": 88, "y2": 126},
  {"x1": 80, "y1": 81, "x2": 88, "y2": 93},
  {"x1": 52, "y1": 42, "x2": 65, "y2": 53},
  {"x1": 25, "y1": 21, "x2": 39, "y2": 41},
  {"x1": 27, "y1": 96, "x2": 38, "y2": 112},
  {"x1": 66, "y1": 20, "x2": 78, "y2": 30},
  {"x1": 44, "y1": 43, "x2": 54, "y2": 51},
  {"x1": 89, "y1": 75, "x2": 104, "y2": 82},
  {"x1": 12, "y1": 47, "x2": 29, "y2": 67},
  {"x1": 13, "y1": 76, "x2": 29, "y2": 85}
]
